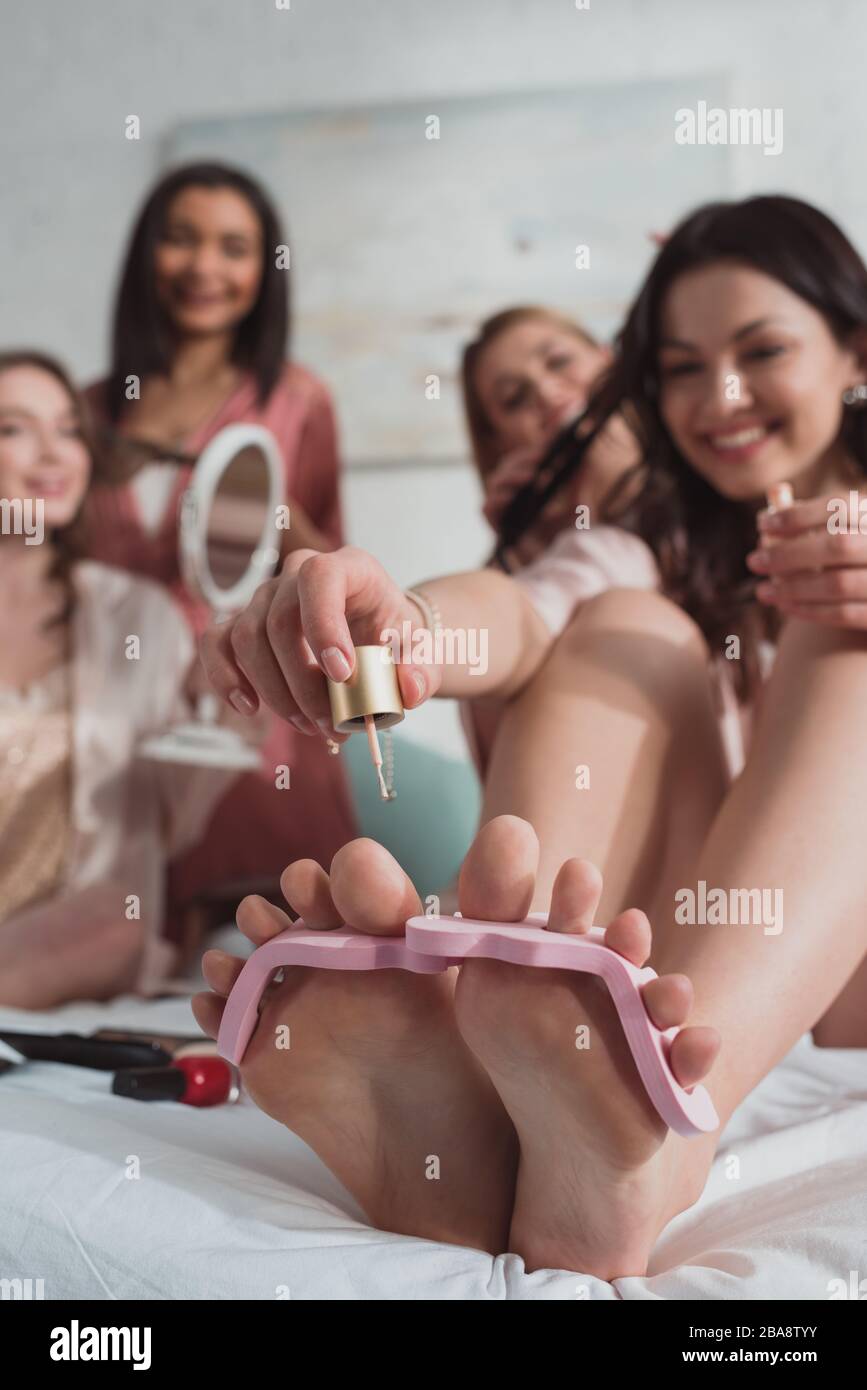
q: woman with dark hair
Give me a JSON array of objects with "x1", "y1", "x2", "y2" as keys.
[
  {"x1": 194, "y1": 194, "x2": 867, "y2": 1279},
  {"x1": 84, "y1": 161, "x2": 357, "y2": 919},
  {"x1": 0, "y1": 352, "x2": 240, "y2": 1005}
]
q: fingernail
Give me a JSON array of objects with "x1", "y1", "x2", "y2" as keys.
[
  {"x1": 411, "y1": 671, "x2": 426, "y2": 703},
  {"x1": 316, "y1": 718, "x2": 333, "y2": 735},
  {"x1": 290, "y1": 714, "x2": 316, "y2": 735},
  {"x1": 746, "y1": 550, "x2": 770, "y2": 571},
  {"x1": 228, "y1": 689, "x2": 257, "y2": 715},
  {"x1": 758, "y1": 512, "x2": 781, "y2": 531},
  {"x1": 321, "y1": 646, "x2": 351, "y2": 681}
]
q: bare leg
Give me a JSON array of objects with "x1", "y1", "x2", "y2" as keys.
[
  {"x1": 480, "y1": 588, "x2": 730, "y2": 919},
  {"x1": 0, "y1": 885, "x2": 147, "y2": 1008},
  {"x1": 456, "y1": 590, "x2": 867, "y2": 1275},
  {"x1": 649, "y1": 614, "x2": 867, "y2": 1112},
  {"x1": 812, "y1": 955, "x2": 867, "y2": 1047}
]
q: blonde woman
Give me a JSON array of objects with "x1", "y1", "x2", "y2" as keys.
[
  {"x1": 460, "y1": 306, "x2": 639, "y2": 775},
  {"x1": 0, "y1": 351, "x2": 240, "y2": 1007}
]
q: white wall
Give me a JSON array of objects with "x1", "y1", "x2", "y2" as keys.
[
  {"x1": 5, "y1": 0, "x2": 867, "y2": 381},
  {"x1": 4, "y1": 0, "x2": 867, "y2": 756}
]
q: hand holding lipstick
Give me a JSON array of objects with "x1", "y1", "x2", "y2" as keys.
[{"x1": 748, "y1": 490, "x2": 867, "y2": 629}]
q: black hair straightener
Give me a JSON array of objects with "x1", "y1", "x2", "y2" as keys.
[{"x1": 0, "y1": 1030, "x2": 173, "y2": 1070}]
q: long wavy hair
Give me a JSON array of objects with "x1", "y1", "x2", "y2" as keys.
[
  {"x1": 500, "y1": 196, "x2": 867, "y2": 696},
  {"x1": 103, "y1": 161, "x2": 289, "y2": 423}
]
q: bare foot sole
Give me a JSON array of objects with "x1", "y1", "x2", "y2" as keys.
[
  {"x1": 452, "y1": 817, "x2": 722, "y2": 1279},
  {"x1": 192, "y1": 838, "x2": 518, "y2": 1253}
]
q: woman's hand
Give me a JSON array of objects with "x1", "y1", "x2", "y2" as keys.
[
  {"x1": 749, "y1": 493, "x2": 867, "y2": 629},
  {"x1": 198, "y1": 547, "x2": 440, "y2": 736},
  {"x1": 482, "y1": 446, "x2": 542, "y2": 532},
  {"x1": 182, "y1": 655, "x2": 272, "y2": 745},
  {"x1": 483, "y1": 412, "x2": 639, "y2": 569},
  {"x1": 484, "y1": 444, "x2": 578, "y2": 566}
]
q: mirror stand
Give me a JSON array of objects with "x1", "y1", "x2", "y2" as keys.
[
  {"x1": 138, "y1": 689, "x2": 263, "y2": 771},
  {"x1": 137, "y1": 424, "x2": 283, "y2": 771}
]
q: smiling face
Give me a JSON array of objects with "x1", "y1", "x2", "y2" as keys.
[
  {"x1": 657, "y1": 262, "x2": 865, "y2": 501},
  {"x1": 154, "y1": 185, "x2": 265, "y2": 338},
  {"x1": 473, "y1": 317, "x2": 609, "y2": 468},
  {"x1": 0, "y1": 365, "x2": 91, "y2": 529}
]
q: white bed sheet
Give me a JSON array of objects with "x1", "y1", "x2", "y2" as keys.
[{"x1": 1, "y1": 992, "x2": 865, "y2": 1301}]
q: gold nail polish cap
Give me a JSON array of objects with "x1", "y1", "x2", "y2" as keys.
[{"x1": 326, "y1": 644, "x2": 405, "y2": 733}]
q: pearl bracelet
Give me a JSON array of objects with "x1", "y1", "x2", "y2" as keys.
[{"x1": 404, "y1": 585, "x2": 443, "y2": 635}]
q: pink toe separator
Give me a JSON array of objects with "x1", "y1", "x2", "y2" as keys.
[
  {"x1": 216, "y1": 927, "x2": 444, "y2": 1072},
  {"x1": 216, "y1": 914, "x2": 719, "y2": 1139}
]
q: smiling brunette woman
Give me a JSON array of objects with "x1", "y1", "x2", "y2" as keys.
[
  {"x1": 84, "y1": 162, "x2": 357, "y2": 921},
  {"x1": 195, "y1": 195, "x2": 867, "y2": 1279}
]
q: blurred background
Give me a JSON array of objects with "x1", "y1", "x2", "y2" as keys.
[{"x1": 3, "y1": 0, "x2": 866, "y2": 755}]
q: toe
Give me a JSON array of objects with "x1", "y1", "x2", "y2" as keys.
[
  {"x1": 236, "y1": 895, "x2": 294, "y2": 946},
  {"x1": 641, "y1": 973, "x2": 692, "y2": 1029},
  {"x1": 670, "y1": 1025, "x2": 721, "y2": 1087},
  {"x1": 458, "y1": 815, "x2": 539, "y2": 921},
  {"x1": 201, "y1": 948, "x2": 245, "y2": 997},
  {"x1": 280, "y1": 858, "x2": 343, "y2": 929},
  {"x1": 604, "y1": 907, "x2": 652, "y2": 965},
  {"x1": 329, "y1": 837, "x2": 422, "y2": 935},
  {"x1": 547, "y1": 858, "x2": 603, "y2": 933},
  {"x1": 191, "y1": 990, "x2": 225, "y2": 1040}
]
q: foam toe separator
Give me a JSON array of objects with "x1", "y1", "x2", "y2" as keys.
[{"x1": 216, "y1": 914, "x2": 719, "y2": 1138}]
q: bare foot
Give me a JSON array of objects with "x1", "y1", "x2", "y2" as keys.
[
  {"x1": 453, "y1": 816, "x2": 721, "y2": 1278},
  {"x1": 192, "y1": 838, "x2": 518, "y2": 1253}
]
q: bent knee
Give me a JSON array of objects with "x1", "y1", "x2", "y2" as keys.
[{"x1": 560, "y1": 587, "x2": 708, "y2": 657}]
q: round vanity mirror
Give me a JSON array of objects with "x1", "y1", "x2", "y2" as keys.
[{"x1": 138, "y1": 424, "x2": 282, "y2": 769}]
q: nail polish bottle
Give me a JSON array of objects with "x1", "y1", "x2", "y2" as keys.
[
  {"x1": 111, "y1": 1056, "x2": 240, "y2": 1107},
  {"x1": 325, "y1": 645, "x2": 404, "y2": 733},
  {"x1": 326, "y1": 645, "x2": 404, "y2": 800}
]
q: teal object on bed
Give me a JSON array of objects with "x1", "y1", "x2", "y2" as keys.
[{"x1": 342, "y1": 731, "x2": 481, "y2": 902}]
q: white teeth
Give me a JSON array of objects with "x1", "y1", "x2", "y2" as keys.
[{"x1": 709, "y1": 426, "x2": 769, "y2": 449}]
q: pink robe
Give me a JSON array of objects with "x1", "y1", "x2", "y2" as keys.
[{"x1": 84, "y1": 363, "x2": 358, "y2": 912}]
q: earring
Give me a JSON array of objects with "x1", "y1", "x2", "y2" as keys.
[{"x1": 843, "y1": 384, "x2": 867, "y2": 406}]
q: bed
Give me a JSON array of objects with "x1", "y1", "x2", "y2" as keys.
[{"x1": 2, "y1": 979, "x2": 865, "y2": 1301}]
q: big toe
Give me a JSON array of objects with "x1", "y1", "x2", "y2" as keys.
[
  {"x1": 458, "y1": 815, "x2": 539, "y2": 922},
  {"x1": 329, "y1": 837, "x2": 422, "y2": 935}
]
